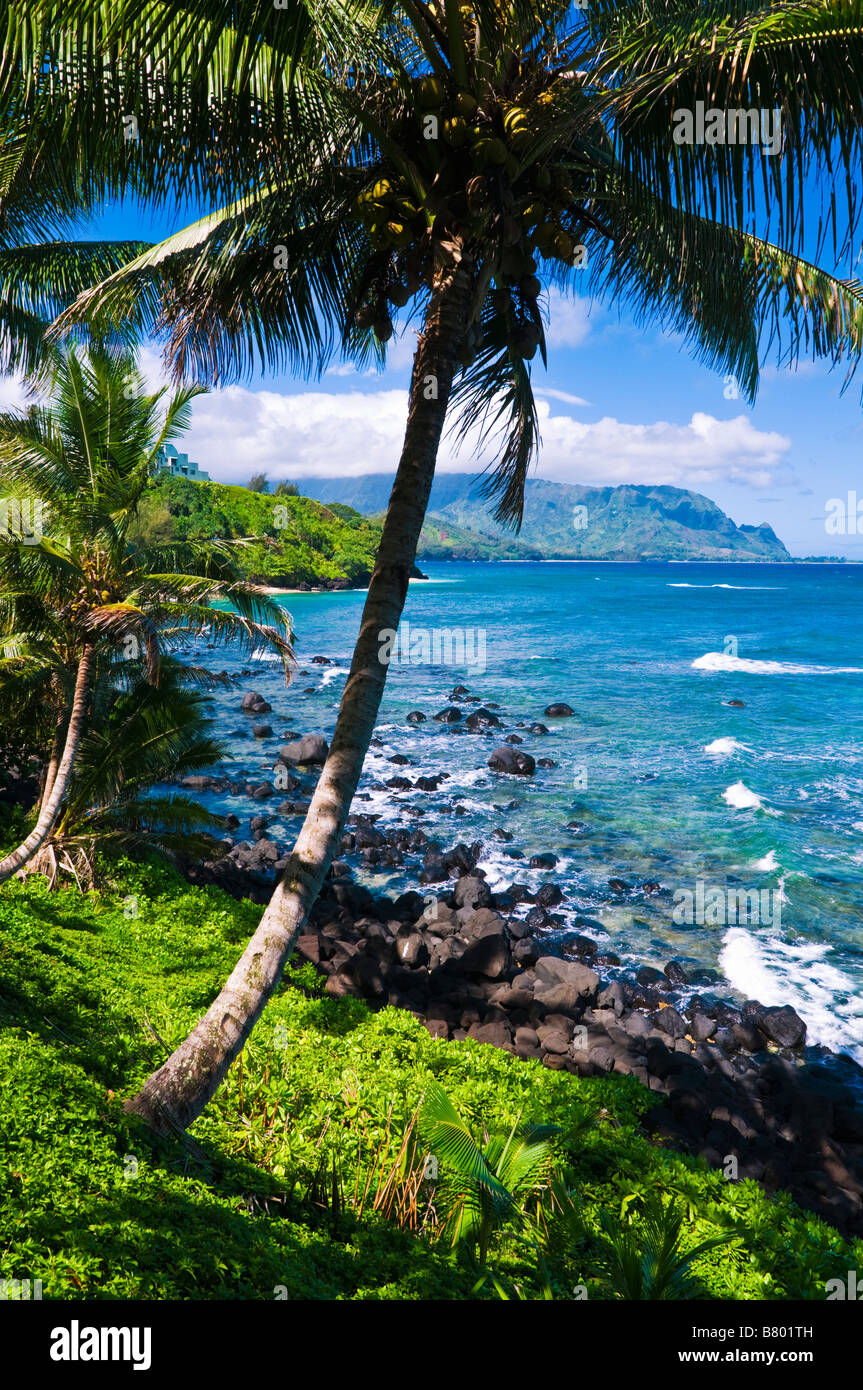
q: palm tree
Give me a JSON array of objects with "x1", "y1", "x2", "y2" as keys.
[
  {"x1": 598, "y1": 1190, "x2": 740, "y2": 1300},
  {"x1": 5, "y1": 0, "x2": 863, "y2": 1132},
  {"x1": 37, "y1": 655, "x2": 230, "y2": 889},
  {"x1": 0, "y1": 347, "x2": 293, "y2": 883},
  {"x1": 419, "y1": 1081, "x2": 560, "y2": 1269}
]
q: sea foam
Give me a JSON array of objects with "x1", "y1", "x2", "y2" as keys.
[
  {"x1": 722, "y1": 780, "x2": 763, "y2": 810},
  {"x1": 704, "y1": 736, "x2": 745, "y2": 755},
  {"x1": 693, "y1": 651, "x2": 863, "y2": 675},
  {"x1": 719, "y1": 927, "x2": 863, "y2": 1062}
]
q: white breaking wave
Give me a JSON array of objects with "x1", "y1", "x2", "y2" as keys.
[
  {"x1": 719, "y1": 927, "x2": 863, "y2": 1062},
  {"x1": 753, "y1": 849, "x2": 779, "y2": 871},
  {"x1": 251, "y1": 647, "x2": 281, "y2": 662},
  {"x1": 693, "y1": 651, "x2": 863, "y2": 675},
  {"x1": 320, "y1": 666, "x2": 346, "y2": 688},
  {"x1": 704, "y1": 736, "x2": 746, "y2": 755},
  {"x1": 669, "y1": 583, "x2": 783, "y2": 590},
  {"x1": 723, "y1": 780, "x2": 763, "y2": 810}
]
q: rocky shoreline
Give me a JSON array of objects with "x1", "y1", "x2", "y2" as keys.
[{"x1": 180, "y1": 688, "x2": 863, "y2": 1237}]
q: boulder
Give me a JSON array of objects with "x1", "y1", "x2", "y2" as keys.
[
  {"x1": 488, "y1": 746, "x2": 536, "y2": 776},
  {"x1": 452, "y1": 875, "x2": 492, "y2": 910},
  {"x1": 653, "y1": 1005, "x2": 688, "y2": 1040},
  {"x1": 465, "y1": 708, "x2": 502, "y2": 730},
  {"x1": 529, "y1": 852, "x2": 558, "y2": 870},
  {"x1": 406, "y1": 711, "x2": 426, "y2": 724},
  {"x1": 241, "y1": 691, "x2": 272, "y2": 713},
  {"x1": 754, "y1": 1004, "x2": 807, "y2": 1050},
  {"x1": 278, "y1": 733, "x2": 329, "y2": 766},
  {"x1": 533, "y1": 955, "x2": 599, "y2": 1012},
  {"x1": 544, "y1": 703, "x2": 574, "y2": 717},
  {"x1": 434, "y1": 706, "x2": 463, "y2": 723},
  {"x1": 252, "y1": 723, "x2": 273, "y2": 739},
  {"x1": 444, "y1": 916, "x2": 511, "y2": 979}
]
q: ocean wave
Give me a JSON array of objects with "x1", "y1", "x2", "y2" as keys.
[
  {"x1": 723, "y1": 780, "x2": 763, "y2": 810},
  {"x1": 693, "y1": 651, "x2": 863, "y2": 675},
  {"x1": 752, "y1": 849, "x2": 779, "y2": 871},
  {"x1": 719, "y1": 927, "x2": 863, "y2": 1062},
  {"x1": 320, "y1": 666, "x2": 346, "y2": 688},
  {"x1": 704, "y1": 736, "x2": 747, "y2": 755},
  {"x1": 251, "y1": 647, "x2": 281, "y2": 662},
  {"x1": 669, "y1": 583, "x2": 784, "y2": 590}
]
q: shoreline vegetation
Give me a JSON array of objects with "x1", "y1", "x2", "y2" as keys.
[{"x1": 1, "y1": 849, "x2": 861, "y2": 1300}]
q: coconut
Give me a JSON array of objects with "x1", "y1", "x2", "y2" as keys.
[
  {"x1": 535, "y1": 167, "x2": 553, "y2": 191},
  {"x1": 454, "y1": 91, "x2": 478, "y2": 119},
  {"x1": 371, "y1": 178, "x2": 392, "y2": 201},
  {"x1": 520, "y1": 274, "x2": 541, "y2": 299},
  {"x1": 500, "y1": 216, "x2": 521, "y2": 246},
  {"x1": 387, "y1": 282, "x2": 410, "y2": 307},
  {"x1": 486, "y1": 137, "x2": 508, "y2": 165},
  {"x1": 417, "y1": 76, "x2": 445, "y2": 109},
  {"x1": 552, "y1": 229, "x2": 574, "y2": 260},
  {"x1": 503, "y1": 106, "x2": 529, "y2": 136},
  {"x1": 443, "y1": 116, "x2": 467, "y2": 146},
  {"x1": 355, "y1": 304, "x2": 376, "y2": 330},
  {"x1": 373, "y1": 315, "x2": 394, "y2": 342}
]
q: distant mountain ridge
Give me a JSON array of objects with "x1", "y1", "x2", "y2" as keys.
[{"x1": 291, "y1": 473, "x2": 791, "y2": 562}]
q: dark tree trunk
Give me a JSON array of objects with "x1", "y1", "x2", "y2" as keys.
[
  {"x1": 0, "y1": 645, "x2": 96, "y2": 885},
  {"x1": 125, "y1": 248, "x2": 473, "y2": 1134}
]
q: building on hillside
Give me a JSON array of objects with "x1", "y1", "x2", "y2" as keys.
[{"x1": 154, "y1": 443, "x2": 210, "y2": 482}]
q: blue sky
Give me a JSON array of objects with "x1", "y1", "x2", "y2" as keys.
[{"x1": 55, "y1": 195, "x2": 863, "y2": 559}]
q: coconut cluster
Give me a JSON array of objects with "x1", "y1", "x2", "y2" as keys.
[{"x1": 351, "y1": 53, "x2": 585, "y2": 359}]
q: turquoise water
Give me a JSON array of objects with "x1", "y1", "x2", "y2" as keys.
[{"x1": 197, "y1": 561, "x2": 863, "y2": 1060}]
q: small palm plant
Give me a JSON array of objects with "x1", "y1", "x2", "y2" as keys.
[
  {"x1": 598, "y1": 1189, "x2": 741, "y2": 1300},
  {"x1": 419, "y1": 1080, "x2": 560, "y2": 1269},
  {"x1": 41, "y1": 656, "x2": 228, "y2": 888},
  {"x1": 0, "y1": 346, "x2": 293, "y2": 884}
]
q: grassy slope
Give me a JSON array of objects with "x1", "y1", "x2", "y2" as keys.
[{"x1": 0, "y1": 858, "x2": 857, "y2": 1301}]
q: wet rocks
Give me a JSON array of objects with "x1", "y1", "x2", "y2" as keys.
[
  {"x1": 406, "y1": 711, "x2": 426, "y2": 724},
  {"x1": 278, "y1": 733, "x2": 329, "y2": 766},
  {"x1": 749, "y1": 1002, "x2": 807, "y2": 1050},
  {"x1": 488, "y1": 745, "x2": 536, "y2": 776},
  {"x1": 434, "y1": 706, "x2": 463, "y2": 723},
  {"x1": 241, "y1": 692, "x2": 272, "y2": 714},
  {"x1": 533, "y1": 956, "x2": 599, "y2": 1012},
  {"x1": 252, "y1": 723, "x2": 273, "y2": 739},
  {"x1": 465, "y1": 708, "x2": 502, "y2": 730},
  {"x1": 544, "y1": 703, "x2": 575, "y2": 717},
  {"x1": 529, "y1": 852, "x2": 558, "y2": 870}
]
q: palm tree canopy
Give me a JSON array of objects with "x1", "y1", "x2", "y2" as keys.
[
  {"x1": 3, "y1": 0, "x2": 862, "y2": 524},
  {"x1": 0, "y1": 346, "x2": 294, "y2": 719}
]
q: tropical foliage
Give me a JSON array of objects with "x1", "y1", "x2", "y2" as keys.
[
  {"x1": 0, "y1": 852, "x2": 859, "y2": 1299},
  {"x1": 143, "y1": 473, "x2": 383, "y2": 587},
  {"x1": 0, "y1": 346, "x2": 292, "y2": 882}
]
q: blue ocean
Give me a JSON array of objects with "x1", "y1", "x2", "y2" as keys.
[{"x1": 192, "y1": 561, "x2": 863, "y2": 1061}]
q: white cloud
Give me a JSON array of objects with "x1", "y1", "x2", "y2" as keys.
[
  {"x1": 545, "y1": 289, "x2": 593, "y2": 348},
  {"x1": 535, "y1": 386, "x2": 591, "y2": 407},
  {"x1": 0, "y1": 374, "x2": 30, "y2": 412},
  {"x1": 172, "y1": 365, "x2": 789, "y2": 491}
]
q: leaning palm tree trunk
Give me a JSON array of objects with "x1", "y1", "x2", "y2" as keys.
[
  {"x1": 0, "y1": 645, "x2": 96, "y2": 883},
  {"x1": 125, "y1": 251, "x2": 472, "y2": 1134}
]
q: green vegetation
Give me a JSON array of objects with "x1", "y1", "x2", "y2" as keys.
[
  {"x1": 0, "y1": 348, "x2": 291, "y2": 886},
  {"x1": 141, "y1": 475, "x2": 382, "y2": 589},
  {"x1": 311, "y1": 475, "x2": 791, "y2": 562},
  {"x1": 0, "y1": 849, "x2": 858, "y2": 1301}
]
